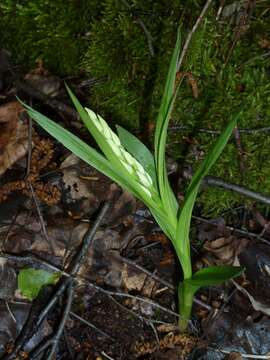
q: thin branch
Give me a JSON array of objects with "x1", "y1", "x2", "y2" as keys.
[
  {"x1": 116, "y1": 254, "x2": 211, "y2": 310},
  {"x1": 101, "y1": 352, "x2": 116, "y2": 360},
  {"x1": 69, "y1": 311, "x2": 114, "y2": 340},
  {"x1": 193, "y1": 215, "x2": 270, "y2": 245},
  {"x1": 119, "y1": 0, "x2": 154, "y2": 56},
  {"x1": 28, "y1": 183, "x2": 56, "y2": 254},
  {"x1": 46, "y1": 281, "x2": 75, "y2": 360},
  {"x1": 87, "y1": 283, "x2": 181, "y2": 319},
  {"x1": 168, "y1": 125, "x2": 270, "y2": 134},
  {"x1": 69, "y1": 202, "x2": 111, "y2": 276},
  {"x1": 210, "y1": 348, "x2": 270, "y2": 359},
  {"x1": 177, "y1": 0, "x2": 213, "y2": 71},
  {"x1": 25, "y1": 108, "x2": 33, "y2": 179},
  {"x1": 203, "y1": 176, "x2": 270, "y2": 206},
  {"x1": 3, "y1": 202, "x2": 111, "y2": 360}
]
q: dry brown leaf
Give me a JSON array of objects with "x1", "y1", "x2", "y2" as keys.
[
  {"x1": 259, "y1": 39, "x2": 270, "y2": 49},
  {"x1": 122, "y1": 263, "x2": 147, "y2": 292},
  {"x1": 203, "y1": 236, "x2": 249, "y2": 266},
  {"x1": 135, "y1": 332, "x2": 196, "y2": 358},
  {"x1": 61, "y1": 154, "x2": 92, "y2": 200},
  {"x1": 0, "y1": 101, "x2": 28, "y2": 176},
  {"x1": 24, "y1": 59, "x2": 61, "y2": 97},
  {"x1": 226, "y1": 352, "x2": 243, "y2": 360}
]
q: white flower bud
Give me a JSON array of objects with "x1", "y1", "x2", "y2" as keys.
[
  {"x1": 120, "y1": 160, "x2": 133, "y2": 174},
  {"x1": 85, "y1": 108, "x2": 102, "y2": 132},
  {"x1": 123, "y1": 151, "x2": 136, "y2": 167},
  {"x1": 85, "y1": 106, "x2": 154, "y2": 199},
  {"x1": 141, "y1": 186, "x2": 152, "y2": 198},
  {"x1": 107, "y1": 139, "x2": 122, "y2": 157},
  {"x1": 137, "y1": 171, "x2": 153, "y2": 188}
]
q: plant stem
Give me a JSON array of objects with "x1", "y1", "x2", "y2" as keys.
[{"x1": 178, "y1": 280, "x2": 195, "y2": 332}]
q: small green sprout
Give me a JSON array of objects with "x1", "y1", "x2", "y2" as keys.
[{"x1": 24, "y1": 29, "x2": 244, "y2": 331}]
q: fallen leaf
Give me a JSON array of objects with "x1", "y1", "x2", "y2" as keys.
[
  {"x1": 233, "y1": 280, "x2": 270, "y2": 316},
  {"x1": 18, "y1": 268, "x2": 60, "y2": 300},
  {"x1": 259, "y1": 39, "x2": 270, "y2": 49},
  {"x1": 226, "y1": 352, "x2": 243, "y2": 360},
  {"x1": 203, "y1": 236, "x2": 248, "y2": 266},
  {"x1": 122, "y1": 263, "x2": 147, "y2": 292},
  {"x1": 24, "y1": 60, "x2": 61, "y2": 97},
  {"x1": 0, "y1": 301, "x2": 52, "y2": 354},
  {"x1": 0, "y1": 101, "x2": 28, "y2": 175},
  {"x1": 0, "y1": 259, "x2": 17, "y2": 300}
]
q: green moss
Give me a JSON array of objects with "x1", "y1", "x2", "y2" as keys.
[
  {"x1": 1, "y1": 0, "x2": 269, "y2": 215},
  {"x1": 0, "y1": 0, "x2": 101, "y2": 74}
]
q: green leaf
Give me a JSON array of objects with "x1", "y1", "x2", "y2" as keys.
[
  {"x1": 190, "y1": 265, "x2": 244, "y2": 287},
  {"x1": 178, "y1": 265, "x2": 244, "y2": 326},
  {"x1": 18, "y1": 268, "x2": 60, "y2": 300},
  {"x1": 64, "y1": 86, "x2": 163, "y2": 207},
  {"x1": 24, "y1": 104, "x2": 152, "y2": 206},
  {"x1": 116, "y1": 125, "x2": 157, "y2": 188},
  {"x1": 65, "y1": 85, "x2": 128, "y2": 175},
  {"x1": 23, "y1": 100, "x2": 171, "y2": 226},
  {"x1": 154, "y1": 29, "x2": 181, "y2": 223},
  {"x1": 176, "y1": 112, "x2": 240, "y2": 279}
]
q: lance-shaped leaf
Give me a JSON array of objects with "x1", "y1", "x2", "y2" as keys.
[
  {"x1": 154, "y1": 29, "x2": 181, "y2": 222},
  {"x1": 24, "y1": 104, "x2": 153, "y2": 205},
  {"x1": 176, "y1": 112, "x2": 240, "y2": 279},
  {"x1": 178, "y1": 265, "x2": 244, "y2": 329},
  {"x1": 65, "y1": 86, "x2": 158, "y2": 202},
  {"x1": 179, "y1": 265, "x2": 244, "y2": 310}
]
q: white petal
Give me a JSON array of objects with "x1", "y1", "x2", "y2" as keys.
[
  {"x1": 107, "y1": 139, "x2": 122, "y2": 156},
  {"x1": 134, "y1": 161, "x2": 145, "y2": 174},
  {"x1": 110, "y1": 131, "x2": 121, "y2": 146},
  {"x1": 137, "y1": 171, "x2": 153, "y2": 188},
  {"x1": 120, "y1": 160, "x2": 133, "y2": 175},
  {"x1": 85, "y1": 108, "x2": 102, "y2": 132},
  {"x1": 123, "y1": 151, "x2": 136, "y2": 166},
  {"x1": 141, "y1": 186, "x2": 152, "y2": 198}
]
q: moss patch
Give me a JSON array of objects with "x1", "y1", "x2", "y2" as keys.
[{"x1": 1, "y1": 0, "x2": 270, "y2": 215}]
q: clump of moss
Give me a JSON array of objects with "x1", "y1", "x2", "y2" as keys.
[
  {"x1": 1, "y1": 0, "x2": 269, "y2": 215},
  {"x1": 167, "y1": 4, "x2": 270, "y2": 215},
  {"x1": 0, "y1": 0, "x2": 101, "y2": 75}
]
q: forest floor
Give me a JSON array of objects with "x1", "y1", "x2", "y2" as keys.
[
  {"x1": 0, "y1": 54, "x2": 270, "y2": 360},
  {"x1": 1, "y1": 1, "x2": 270, "y2": 359}
]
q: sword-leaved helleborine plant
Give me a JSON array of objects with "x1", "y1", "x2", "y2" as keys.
[{"x1": 24, "y1": 30, "x2": 244, "y2": 331}]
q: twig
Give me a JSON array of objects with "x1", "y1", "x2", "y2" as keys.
[
  {"x1": 87, "y1": 283, "x2": 181, "y2": 319},
  {"x1": 168, "y1": 125, "x2": 270, "y2": 134},
  {"x1": 2, "y1": 211, "x2": 19, "y2": 249},
  {"x1": 101, "y1": 351, "x2": 116, "y2": 360},
  {"x1": 3, "y1": 202, "x2": 111, "y2": 360},
  {"x1": 210, "y1": 347, "x2": 270, "y2": 359},
  {"x1": 116, "y1": 254, "x2": 175, "y2": 290},
  {"x1": 69, "y1": 312, "x2": 114, "y2": 340},
  {"x1": 193, "y1": 215, "x2": 270, "y2": 245},
  {"x1": 203, "y1": 176, "x2": 270, "y2": 206},
  {"x1": 69, "y1": 202, "x2": 111, "y2": 276},
  {"x1": 46, "y1": 281, "x2": 75, "y2": 360},
  {"x1": 116, "y1": 254, "x2": 211, "y2": 310},
  {"x1": 31, "y1": 202, "x2": 111, "y2": 359},
  {"x1": 119, "y1": 0, "x2": 154, "y2": 56},
  {"x1": 29, "y1": 340, "x2": 53, "y2": 360},
  {"x1": 25, "y1": 107, "x2": 33, "y2": 179},
  {"x1": 177, "y1": 0, "x2": 213, "y2": 71},
  {"x1": 0, "y1": 252, "x2": 69, "y2": 276},
  {"x1": 28, "y1": 183, "x2": 56, "y2": 254}
]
